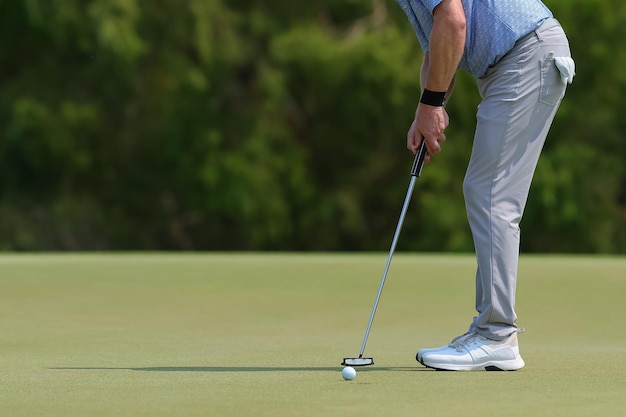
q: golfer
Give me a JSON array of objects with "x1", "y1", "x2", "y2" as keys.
[{"x1": 397, "y1": 0, "x2": 575, "y2": 370}]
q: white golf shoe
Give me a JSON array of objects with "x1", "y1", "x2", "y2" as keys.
[{"x1": 419, "y1": 331, "x2": 525, "y2": 371}]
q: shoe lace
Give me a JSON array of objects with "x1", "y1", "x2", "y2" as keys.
[
  {"x1": 449, "y1": 328, "x2": 525, "y2": 352},
  {"x1": 448, "y1": 332, "x2": 480, "y2": 352}
]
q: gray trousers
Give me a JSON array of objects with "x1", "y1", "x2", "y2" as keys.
[{"x1": 465, "y1": 20, "x2": 572, "y2": 340}]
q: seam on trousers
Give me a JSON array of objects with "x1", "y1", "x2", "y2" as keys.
[{"x1": 485, "y1": 63, "x2": 522, "y2": 326}]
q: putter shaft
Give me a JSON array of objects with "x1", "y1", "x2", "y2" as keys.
[
  {"x1": 357, "y1": 141, "x2": 427, "y2": 359},
  {"x1": 358, "y1": 175, "x2": 417, "y2": 357}
]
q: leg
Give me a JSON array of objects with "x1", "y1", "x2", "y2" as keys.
[{"x1": 466, "y1": 26, "x2": 571, "y2": 340}]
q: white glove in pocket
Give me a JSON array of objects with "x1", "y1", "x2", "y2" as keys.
[{"x1": 553, "y1": 56, "x2": 576, "y2": 84}]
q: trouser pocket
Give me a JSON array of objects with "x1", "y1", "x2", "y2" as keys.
[{"x1": 539, "y1": 56, "x2": 566, "y2": 106}]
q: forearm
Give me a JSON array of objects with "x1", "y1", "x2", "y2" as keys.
[
  {"x1": 421, "y1": 54, "x2": 456, "y2": 101},
  {"x1": 423, "y1": 0, "x2": 466, "y2": 92}
]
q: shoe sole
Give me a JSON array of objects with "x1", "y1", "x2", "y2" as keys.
[{"x1": 422, "y1": 358, "x2": 525, "y2": 372}]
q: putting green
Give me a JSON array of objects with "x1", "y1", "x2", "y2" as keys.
[{"x1": 0, "y1": 253, "x2": 624, "y2": 417}]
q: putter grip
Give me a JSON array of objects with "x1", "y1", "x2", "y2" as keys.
[{"x1": 410, "y1": 140, "x2": 428, "y2": 177}]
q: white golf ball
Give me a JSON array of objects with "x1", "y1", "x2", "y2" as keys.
[{"x1": 341, "y1": 366, "x2": 357, "y2": 381}]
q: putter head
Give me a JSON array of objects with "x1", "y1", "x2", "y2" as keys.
[{"x1": 342, "y1": 357, "x2": 374, "y2": 367}]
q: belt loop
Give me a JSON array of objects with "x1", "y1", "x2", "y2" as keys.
[
  {"x1": 513, "y1": 18, "x2": 560, "y2": 47},
  {"x1": 535, "y1": 26, "x2": 544, "y2": 42},
  {"x1": 535, "y1": 18, "x2": 561, "y2": 41}
]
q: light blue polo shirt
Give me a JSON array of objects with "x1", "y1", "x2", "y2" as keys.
[{"x1": 396, "y1": 0, "x2": 552, "y2": 77}]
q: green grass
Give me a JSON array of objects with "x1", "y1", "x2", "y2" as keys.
[{"x1": 1, "y1": 253, "x2": 625, "y2": 417}]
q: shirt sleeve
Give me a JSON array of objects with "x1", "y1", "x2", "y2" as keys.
[{"x1": 421, "y1": 0, "x2": 444, "y2": 13}]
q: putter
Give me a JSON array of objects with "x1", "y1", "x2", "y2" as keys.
[{"x1": 342, "y1": 140, "x2": 427, "y2": 367}]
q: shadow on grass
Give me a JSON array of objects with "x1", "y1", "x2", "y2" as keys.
[{"x1": 50, "y1": 366, "x2": 427, "y2": 373}]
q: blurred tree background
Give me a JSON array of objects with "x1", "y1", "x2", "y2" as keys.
[{"x1": 0, "y1": 0, "x2": 624, "y2": 252}]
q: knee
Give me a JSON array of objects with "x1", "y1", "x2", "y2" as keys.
[
  {"x1": 463, "y1": 173, "x2": 495, "y2": 227},
  {"x1": 463, "y1": 173, "x2": 482, "y2": 205}
]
